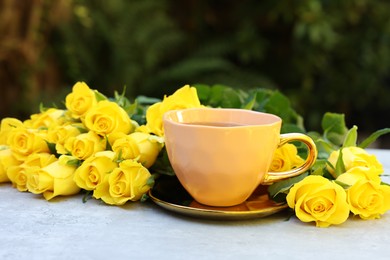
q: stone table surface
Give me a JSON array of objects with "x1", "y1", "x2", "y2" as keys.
[{"x1": 1, "y1": 149, "x2": 389, "y2": 260}]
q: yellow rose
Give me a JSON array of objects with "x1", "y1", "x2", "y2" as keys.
[
  {"x1": 7, "y1": 128, "x2": 50, "y2": 161},
  {"x1": 336, "y1": 166, "x2": 381, "y2": 186},
  {"x1": 65, "y1": 82, "x2": 98, "y2": 119},
  {"x1": 143, "y1": 103, "x2": 164, "y2": 136},
  {"x1": 7, "y1": 152, "x2": 57, "y2": 191},
  {"x1": 0, "y1": 118, "x2": 24, "y2": 145},
  {"x1": 84, "y1": 100, "x2": 133, "y2": 136},
  {"x1": 46, "y1": 123, "x2": 85, "y2": 155},
  {"x1": 327, "y1": 147, "x2": 383, "y2": 178},
  {"x1": 112, "y1": 132, "x2": 162, "y2": 168},
  {"x1": 73, "y1": 151, "x2": 118, "y2": 190},
  {"x1": 269, "y1": 143, "x2": 305, "y2": 172},
  {"x1": 26, "y1": 155, "x2": 80, "y2": 200},
  {"x1": 93, "y1": 159, "x2": 151, "y2": 205},
  {"x1": 144, "y1": 85, "x2": 202, "y2": 136},
  {"x1": 24, "y1": 108, "x2": 66, "y2": 129},
  {"x1": 347, "y1": 179, "x2": 390, "y2": 220},
  {"x1": 286, "y1": 175, "x2": 350, "y2": 227},
  {"x1": 335, "y1": 166, "x2": 390, "y2": 220},
  {"x1": 0, "y1": 147, "x2": 20, "y2": 183},
  {"x1": 64, "y1": 131, "x2": 106, "y2": 160}
]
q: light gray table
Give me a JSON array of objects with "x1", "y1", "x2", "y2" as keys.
[{"x1": 1, "y1": 149, "x2": 389, "y2": 260}]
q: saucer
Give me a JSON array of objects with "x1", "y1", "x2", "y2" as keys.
[{"x1": 148, "y1": 176, "x2": 288, "y2": 220}]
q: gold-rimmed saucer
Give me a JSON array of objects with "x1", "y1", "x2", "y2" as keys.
[{"x1": 148, "y1": 176, "x2": 288, "y2": 220}]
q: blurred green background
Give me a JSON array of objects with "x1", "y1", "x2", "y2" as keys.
[{"x1": 1, "y1": 0, "x2": 389, "y2": 147}]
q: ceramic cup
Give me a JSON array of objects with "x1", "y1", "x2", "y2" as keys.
[{"x1": 163, "y1": 108, "x2": 317, "y2": 207}]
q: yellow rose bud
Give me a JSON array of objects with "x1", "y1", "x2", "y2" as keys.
[
  {"x1": 347, "y1": 179, "x2": 390, "y2": 220},
  {"x1": 64, "y1": 131, "x2": 106, "y2": 160},
  {"x1": 269, "y1": 143, "x2": 305, "y2": 172},
  {"x1": 327, "y1": 147, "x2": 383, "y2": 178},
  {"x1": 24, "y1": 108, "x2": 66, "y2": 129},
  {"x1": 144, "y1": 85, "x2": 202, "y2": 136},
  {"x1": 7, "y1": 128, "x2": 50, "y2": 161},
  {"x1": 93, "y1": 159, "x2": 151, "y2": 205},
  {"x1": 0, "y1": 118, "x2": 24, "y2": 145},
  {"x1": 287, "y1": 175, "x2": 350, "y2": 227},
  {"x1": 0, "y1": 147, "x2": 21, "y2": 183},
  {"x1": 65, "y1": 82, "x2": 98, "y2": 119},
  {"x1": 112, "y1": 132, "x2": 162, "y2": 168},
  {"x1": 73, "y1": 151, "x2": 117, "y2": 190},
  {"x1": 7, "y1": 152, "x2": 56, "y2": 191},
  {"x1": 84, "y1": 100, "x2": 133, "y2": 135},
  {"x1": 26, "y1": 155, "x2": 80, "y2": 200}
]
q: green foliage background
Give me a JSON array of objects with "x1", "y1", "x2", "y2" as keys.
[{"x1": 1, "y1": 0, "x2": 390, "y2": 146}]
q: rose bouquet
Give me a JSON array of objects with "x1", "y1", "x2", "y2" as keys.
[{"x1": 0, "y1": 82, "x2": 389, "y2": 227}]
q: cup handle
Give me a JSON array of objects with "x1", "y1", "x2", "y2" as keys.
[{"x1": 262, "y1": 133, "x2": 318, "y2": 184}]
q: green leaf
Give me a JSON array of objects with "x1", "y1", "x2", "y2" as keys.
[
  {"x1": 334, "y1": 148, "x2": 346, "y2": 178},
  {"x1": 358, "y1": 128, "x2": 390, "y2": 148},
  {"x1": 39, "y1": 103, "x2": 47, "y2": 113},
  {"x1": 82, "y1": 190, "x2": 93, "y2": 203},
  {"x1": 193, "y1": 84, "x2": 211, "y2": 103},
  {"x1": 381, "y1": 180, "x2": 390, "y2": 186},
  {"x1": 219, "y1": 87, "x2": 243, "y2": 108},
  {"x1": 199, "y1": 84, "x2": 244, "y2": 108},
  {"x1": 268, "y1": 172, "x2": 309, "y2": 199},
  {"x1": 309, "y1": 137, "x2": 337, "y2": 159},
  {"x1": 259, "y1": 90, "x2": 301, "y2": 125},
  {"x1": 113, "y1": 86, "x2": 133, "y2": 111},
  {"x1": 321, "y1": 112, "x2": 348, "y2": 146},
  {"x1": 94, "y1": 90, "x2": 108, "y2": 102},
  {"x1": 343, "y1": 125, "x2": 358, "y2": 147},
  {"x1": 322, "y1": 112, "x2": 347, "y2": 133},
  {"x1": 114, "y1": 86, "x2": 127, "y2": 101},
  {"x1": 136, "y1": 95, "x2": 161, "y2": 105},
  {"x1": 45, "y1": 141, "x2": 57, "y2": 156},
  {"x1": 322, "y1": 163, "x2": 336, "y2": 180},
  {"x1": 67, "y1": 158, "x2": 82, "y2": 167},
  {"x1": 310, "y1": 159, "x2": 328, "y2": 176},
  {"x1": 242, "y1": 92, "x2": 257, "y2": 110},
  {"x1": 105, "y1": 135, "x2": 112, "y2": 151},
  {"x1": 281, "y1": 123, "x2": 305, "y2": 134},
  {"x1": 264, "y1": 91, "x2": 291, "y2": 117},
  {"x1": 140, "y1": 193, "x2": 150, "y2": 202},
  {"x1": 115, "y1": 149, "x2": 124, "y2": 163},
  {"x1": 266, "y1": 91, "x2": 290, "y2": 109},
  {"x1": 251, "y1": 88, "x2": 273, "y2": 111},
  {"x1": 123, "y1": 99, "x2": 139, "y2": 116},
  {"x1": 146, "y1": 174, "x2": 158, "y2": 188}
]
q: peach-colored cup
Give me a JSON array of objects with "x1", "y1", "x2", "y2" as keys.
[{"x1": 163, "y1": 108, "x2": 317, "y2": 207}]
